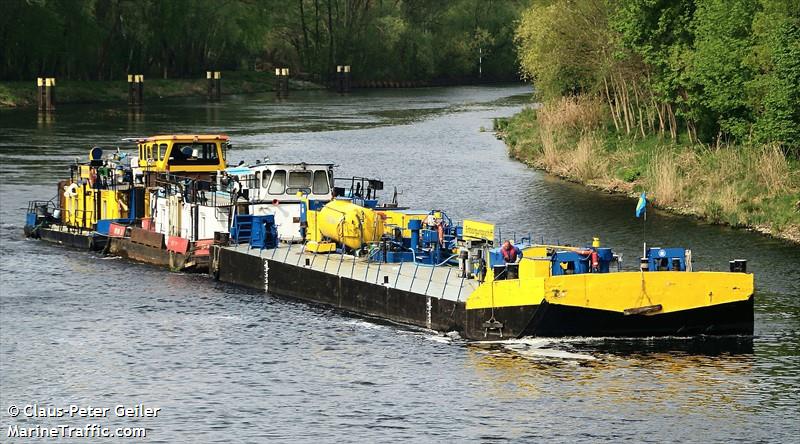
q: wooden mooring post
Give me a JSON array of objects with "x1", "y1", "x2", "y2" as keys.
[
  {"x1": 37, "y1": 77, "x2": 56, "y2": 111},
  {"x1": 275, "y1": 68, "x2": 289, "y2": 98},
  {"x1": 207, "y1": 71, "x2": 221, "y2": 99},
  {"x1": 128, "y1": 74, "x2": 144, "y2": 106},
  {"x1": 335, "y1": 65, "x2": 352, "y2": 93}
]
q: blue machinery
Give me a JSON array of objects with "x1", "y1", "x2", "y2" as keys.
[
  {"x1": 372, "y1": 215, "x2": 460, "y2": 266},
  {"x1": 230, "y1": 214, "x2": 279, "y2": 249}
]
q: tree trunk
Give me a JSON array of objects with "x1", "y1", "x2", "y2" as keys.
[
  {"x1": 299, "y1": 0, "x2": 311, "y2": 71},
  {"x1": 327, "y1": 0, "x2": 334, "y2": 76},
  {"x1": 603, "y1": 76, "x2": 620, "y2": 132}
]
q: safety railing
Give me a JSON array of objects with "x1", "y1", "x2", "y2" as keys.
[{"x1": 238, "y1": 241, "x2": 474, "y2": 302}]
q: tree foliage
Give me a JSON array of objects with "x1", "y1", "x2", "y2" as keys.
[
  {"x1": 515, "y1": 0, "x2": 800, "y2": 152},
  {"x1": 0, "y1": 0, "x2": 525, "y2": 83}
]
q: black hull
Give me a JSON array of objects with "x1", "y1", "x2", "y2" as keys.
[
  {"x1": 32, "y1": 228, "x2": 203, "y2": 272},
  {"x1": 108, "y1": 238, "x2": 206, "y2": 272},
  {"x1": 214, "y1": 247, "x2": 466, "y2": 333},
  {"x1": 214, "y1": 246, "x2": 755, "y2": 340},
  {"x1": 464, "y1": 306, "x2": 539, "y2": 340},
  {"x1": 523, "y1": 297, "x2": 754, "y2": 337},
  {"x1": 37, "y1": 227, "x2": 107, "y2": 251}
]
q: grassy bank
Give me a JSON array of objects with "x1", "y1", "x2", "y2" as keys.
[
  {"x1": 496, "y1": 97, "x2": 800, "y2": 243},
  {"x1": 0, "y1": 71, "x2": 323, "y2": 108}
]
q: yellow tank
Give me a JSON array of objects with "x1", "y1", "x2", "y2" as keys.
[{"x1": 317, "y1": 199, "x2": 384, "y2": 250}]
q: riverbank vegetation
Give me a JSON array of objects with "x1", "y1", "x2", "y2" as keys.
[
  {"x1": 1, "y1": 0, "x2": 523, "y2": 84},
  {"x1": 501, "y1": 0, "x2": 800, "y2": 241}
]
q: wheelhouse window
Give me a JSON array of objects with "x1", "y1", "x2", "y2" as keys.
[
  {"x1": 261, "y1": 170, "x2": 271, "y2": 188},
  {"x1": 168, "y1": 142, "x2": 220, "y2": 166},
  {"x1": 312, "y1": 170, "x2": 330, "y2": 194},
  {"x1": 287, "y1": 171, "x2": 312, "y2": 193},
  {"x1": 158, "y1": 144, "x2": 167, "y2": 160},
  {"x1": 268, "y1": 170, "x2": 287, "y2": 194}
]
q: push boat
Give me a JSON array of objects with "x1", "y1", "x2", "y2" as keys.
[
  {"x1": 24, "y1": 134, "x2": 334, "y2": 271},
  {"x1": 25, "y1": 135, "x2": 754, "y2": 341},
  {"x1": 26, "y1": 134, "x2": 232, "y2": 270}
]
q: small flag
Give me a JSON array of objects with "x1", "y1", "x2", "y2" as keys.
[{"x1": 635, "y1": 192, "x2": 647, "y2": 218}]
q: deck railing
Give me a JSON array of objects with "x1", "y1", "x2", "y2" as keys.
[{"x1": 245, "y1": 242, "x2": 472, "y2": 302}]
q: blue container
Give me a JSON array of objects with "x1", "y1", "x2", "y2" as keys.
[
  {"x1": 647, "y1": 247, "x2": 686, "y2": 271},
  {"x1": 25, "y1": 212, "x2": 37, "y2": 228},
  {"x1": 250, "y1": 215, "x2": 278, "y2": 250}
]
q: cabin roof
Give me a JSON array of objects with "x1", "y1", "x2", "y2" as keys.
[
  {"x1": 138, "y1": 134, "x2": 229, "y2": 142},
  {"x1": 247, "y1": 162, "x2": 335, "y2": 169}
]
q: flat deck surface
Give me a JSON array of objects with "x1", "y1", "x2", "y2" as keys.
[{"x1": 225, "y1": 243, "x2": 479, "y2": 302}]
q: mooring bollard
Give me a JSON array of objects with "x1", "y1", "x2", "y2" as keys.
[
  {"x1": 136, "y1": 75, "x2": 144, "y2": 105},
  {"x1": 275, "y1": 68, "x2": 289, "y2": 98},
  {"x1": 207, "y1": 71, "x2": 221, "y2": 99},
  {"x1": 37, "y1": 77, "x2": 43, "y2": 111},
  {"x1": 128, "y1": 74, "x2": 144, "y2": 106},
  {"x1": 127, "y1": 75, "x2": 134, "y2": 105},
  {"x1": 37, "y1": 77, "x2": 56, "y2": 111},
  {"x1": 336, "y1": 65, "x2": 352, "y2": 93},
  {"x1": 343, "y1": 65, "x2": 351, "y2": 93}
]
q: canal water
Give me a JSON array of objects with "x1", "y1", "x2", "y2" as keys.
[{"x1": 0, "y1": 86, "x2": 797, "y2": 442}]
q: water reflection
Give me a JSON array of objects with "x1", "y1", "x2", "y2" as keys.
[
  {"x1": 36, "y1": 111, "x2": 55, "y2": 128},
  {"x1": 468, "y1": 341, "x2": 758, "y2": 415}
]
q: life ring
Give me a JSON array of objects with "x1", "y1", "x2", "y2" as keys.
[{"x1": 63, "y1": 183, "x2": 79, "y2": 198}]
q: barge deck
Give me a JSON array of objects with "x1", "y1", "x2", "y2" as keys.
[{"x1": 214, "y1": 243, "x2": 479, "y2": 333}]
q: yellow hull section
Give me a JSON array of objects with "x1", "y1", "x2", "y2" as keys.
[
  {"x1": 466, "y1": 270, "x2": 754, "y2": 315},
  {"x1": 62, "y1": 182, "x2": 128, "y2": 229}
]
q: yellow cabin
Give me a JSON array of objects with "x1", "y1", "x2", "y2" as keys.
[{"x1": 136, "y1": 134, "x2": 228, "y2": 173}]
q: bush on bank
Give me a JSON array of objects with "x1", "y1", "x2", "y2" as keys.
[{"x1": 497, "y1": 97, "x2": 800, "y2": 242}]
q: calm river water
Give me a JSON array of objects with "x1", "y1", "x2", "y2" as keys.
[{"x1": 1, "y1": 86, "x2": 798, "y2": 442}]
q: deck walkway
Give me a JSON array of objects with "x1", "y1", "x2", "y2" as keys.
[{"x1": 225, "y1": 243, "x2": 480, "y2": 302}]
